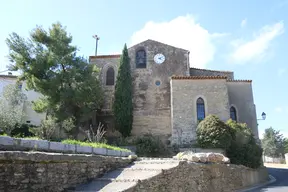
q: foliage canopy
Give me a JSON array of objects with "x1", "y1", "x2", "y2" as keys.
[{"x1": 6, "y1": 22, "x2": 104, "y2": 136}]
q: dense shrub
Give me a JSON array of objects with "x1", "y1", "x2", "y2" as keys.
[
  {"x1": 134, "y1": 134, "x2": 171, "y2": 157},
  {"x1": 226, "y1": 119, "x2": 262, "y2": 168},
  {"x1": 196, "y1": 115, "x2": 232, "y2": 149},
  {"x1": 10, "y1": 123, "x2": 35, "y2": 138},
  {"x1": 31, "y1": 116, "x2": 57, "y2": 140}
]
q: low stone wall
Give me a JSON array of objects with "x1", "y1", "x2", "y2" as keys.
[
  {"x1": 130, "y1": 161, "x2": 269, "y2": 192},
  {"x1": 0, "y1": 136, "x2": 134, "y2": 157},
  {"x1": 0, "y1": 151, "x2": 132, "y2": 192}
]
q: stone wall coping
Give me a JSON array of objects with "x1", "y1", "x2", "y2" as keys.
[
  {"x1": 0, "y1": 151, "x2": 130, "y2": 162},
  {"x1": 0, "y1": 136, "x2": 134, "y2": 157}
]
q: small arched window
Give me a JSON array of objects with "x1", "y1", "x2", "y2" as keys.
[
  {"x1": 106, "y1": 67, "x2": 115, "y2": 86},
  {"x1": 196, "y1": 97, "x2": 205, "y2": 121},
  {"x1": 230, "y1": 106, "x2": 237, "y2": 121},
  {"x1": 136, "y1": 49, "x2": 146, "y2": 68}
]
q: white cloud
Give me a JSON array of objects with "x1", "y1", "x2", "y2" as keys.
[
  {"x1": 229, "y1": 21, "x2": 284, "y2": 64},
  {"x1": 275, "y1": 107, "x2": 283, "y2": 113},
  {"x1": 241, "y1": 19, "x2": 247, "y2": 28},
  {"x1": 129, "y1": 15, "x2": 226, "y2": 68},
  {"x1": 277, "y1": 68, "x2": 286, "y2": 77}
]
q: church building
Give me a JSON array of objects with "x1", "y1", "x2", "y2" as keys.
[{"x1": 89, "y1": 39, "x2": 259, "y2": 145}]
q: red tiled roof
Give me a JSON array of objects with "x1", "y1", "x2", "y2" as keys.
[
  {"x1": 171, "y1": 76, "x2": 252, "y2": 82},
  {"x1": 190, "y1": 67, "x2": 233, "y2": 73},
  {"x1": 89, "y1": 54, "x2": 121, "y2": 59},
  {"x1": 227, "y1": 79, "x2": 252, "y2": 83},
  {"x1": 171, "y1": 76, "x2": 228, "y2": 80},
  {"x1": 0, "y1": 75, "x2": 18, "y2": 79}
]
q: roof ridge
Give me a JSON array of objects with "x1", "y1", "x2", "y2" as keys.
[
  {"x1": 90, "y1": 54, "x2": 121, "y2": 59},
  {"x1": 190, "y1": 67, "x2": 233, "y2": 73},
  {"x1": 171, "y1": 76, "x2": 227, "y2": 80},
  {"x1": 0, "y1": 75, "x2": 18, "y2": 78},
  {"x1": 227, "y1": 79, "x2": 252, "y2": 83},
  {"x1": 171, "y1": 76, "x2": 252, "y2": 82}
]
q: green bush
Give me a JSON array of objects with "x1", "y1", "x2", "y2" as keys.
[
  {"x1": 196, "y1": 115, "x2": 232, "y2": 149},
  {"x1": 225, "y1": 119, "x2": 263, "y2": 169},
  {"x1": 10, "y1": 123, "x2": 36, "y2": 138},
  {"x1": 134, "y1": 134, "x2": 171, "y2": 157}
]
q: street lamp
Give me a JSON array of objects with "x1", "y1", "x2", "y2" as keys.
[
  {"x1": 92, "y1": 35, "x2": 100, "y2": 56},
  {"x1": 257, "y1": 112, "x2": 266, "y2": 121}
]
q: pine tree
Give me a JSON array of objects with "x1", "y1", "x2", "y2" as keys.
[
  {"x1": 113, "y1": 44, "x2": 133, "y2": 137},
  {"x1": 5, "y1": 22, "x2": 104, "y2": 137}
]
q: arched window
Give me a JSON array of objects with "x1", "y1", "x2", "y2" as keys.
[
  {"x1": 106, "y1": 67, "x2": 115, "y2": 86},
  {"x1": 230, "y1": 106, "x2": 237, "y2": 121},
  {"x1": 197, "y1": 97, "x2": 205, "y2": 121},
  {"x1": 136, "y1": 49, "x2": 146, "y2": 68}
]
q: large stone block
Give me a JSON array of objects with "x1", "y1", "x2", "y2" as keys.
[
  {"x1": 49, "y1": 142, "x2": 65, "y2": 152},
  {"x1": 64, "y1": 144, "x2": 76, "y2": 153},
  {"x1": 0, "y1": 136, "x2": 14, "y2": 150},
  {"x1": 107, "y1": 149, "x2": 118, "y2": 156},
  {"x1": 92, "y1": 147, "x2": 107, "y2": 155},
  {"x1": 76, "y1": 145, "x2": 92, "y2": 154},
  {"x1": 121, "y1": 151, "x2": 130, "y2": 157},
  {"x1": 20, "y1": 139, "x2": 37, "y2": 150},
  {"x1": 106, "y1": 149, "x2": 124, "y2": 157},
  {"x1": 35, "y1": 140, "x2": 49, "y2": 151}
]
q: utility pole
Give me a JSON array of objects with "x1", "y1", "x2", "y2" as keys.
[{"x1": 92, "y1": 35, "x2": 100, "y2": 56}]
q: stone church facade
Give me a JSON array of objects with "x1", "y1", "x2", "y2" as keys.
[{"x1": 89, "y1": 39, "x2": 258, "y2": 145}]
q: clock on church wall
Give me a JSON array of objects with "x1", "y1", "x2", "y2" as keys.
[{"x1": 154, "y1": 53, "x2": 165, "y2": 64}]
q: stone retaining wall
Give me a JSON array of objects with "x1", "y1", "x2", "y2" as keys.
[
  {"x1": 0, "y1": 136, "x2": 133, "y2": 157},
  {"x1": 130, "y1": 160, "x2": 269, "y2": 192},
  {"x1": 0, "y1": 151, "x2": 132, "y2": 192}
]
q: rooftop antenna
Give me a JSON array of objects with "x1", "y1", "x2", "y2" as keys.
[{"x1": 92, "y1": 35, "x2": 100, "y2": 56}]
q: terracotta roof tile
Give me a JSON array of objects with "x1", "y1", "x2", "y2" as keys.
[
  {"x1": 89, "y1": 54, "x2": 121, "y2": 59},
  {"x1": 0, "y1": 75, "x2": 18, "y2": 78},
  {"x1": 171, "y1": 76, "x2": 228, "y2": 80},
  {"x1": 171, "y1": 76, "x2": 252, "y2": 82},
  {"x1": 227, "y1": 79, "x2": 252, "y2": 83},
  {"x1": 190, "y1": 67, "x2": 233, "y2": 73}
]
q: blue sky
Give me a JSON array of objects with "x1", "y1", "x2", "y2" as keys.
[{"x1": 0, "y1": 0, "x2": 287, "y2": 138}]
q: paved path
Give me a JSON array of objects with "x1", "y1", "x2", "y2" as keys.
[{"x1": 247, "y1": 164, "x2": 288, "y2": 192}]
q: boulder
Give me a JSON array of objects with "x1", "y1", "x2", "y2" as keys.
[{"x1": 173, "y1": 151, "x2": 230, "y2": 164}]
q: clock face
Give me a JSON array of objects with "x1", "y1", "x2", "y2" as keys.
[{"x1": 154, "y1": 53, "x2": 165, "y2": 64}]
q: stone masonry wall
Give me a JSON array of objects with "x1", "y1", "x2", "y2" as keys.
[
  {"x1": 128, "y1": 40, "x2": 189, "y2": 137},
  {"x1": 133, "y1": 161, "x2": 268, "y2": 192},
  {"x1": 0, "y1": 151, "x2": 132, "y2": 192},
  {"x1": 190, "y1": 68, "x2": 234, "y2": 79},
  {"x1": 90, "y1": 55, "x2": 120, "y2": 110},
  {"x1": 227, "y1": 81, "x2": 258, "y2": 138},
  {"x1": 130, "y1": 161, "x2": 269, "y2": 192},
  {"x1": 90, "y1": 40, "x2": 190, "y2": 139},
  {"x1": 171, "y1": 78, "x2": 230, "y2": 145}
]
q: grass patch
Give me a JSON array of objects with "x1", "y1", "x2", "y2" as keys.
[
  {"x1": 62, "y1": 139, "x2": 131, "y2": 152},
  {"x1": 19, "y1": 136, "x2": 41, "y2": 140}
]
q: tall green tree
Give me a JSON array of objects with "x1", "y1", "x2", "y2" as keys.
[
  {"x1": 0, "y1": 83, "x2": 27, "y2": 135},
  {"x1": 261, "y1": 127, "x2": 285, "y2": 158},
  {"x1": 6, "y1": 22, "x2": 103, "y2": 137},
  {"x1": 113, "y1": 44, "x2": 133, "y2": 137}
]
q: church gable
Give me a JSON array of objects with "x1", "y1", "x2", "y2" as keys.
[{"x1": 128, "y1": 39, "x2": 189, "y2": 76}]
